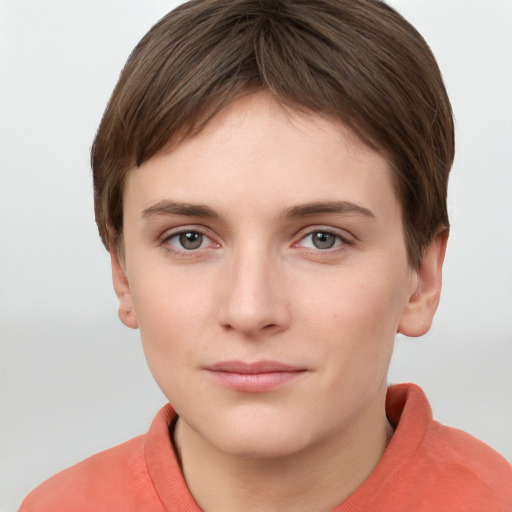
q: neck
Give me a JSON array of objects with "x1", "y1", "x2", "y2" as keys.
[{"x1": 174, "y1": 387, "x2": 392, "y2": 512}]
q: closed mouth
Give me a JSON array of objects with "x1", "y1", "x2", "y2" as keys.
[{"x1": 204, "y1": 360, "x2": 307, "y2": 392}]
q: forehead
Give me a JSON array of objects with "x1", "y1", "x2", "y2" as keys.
[{"x1": 124, "y1": 92, "x2": 400, "y2": 223}]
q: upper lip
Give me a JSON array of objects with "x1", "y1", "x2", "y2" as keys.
[{"x1": 205, "y1": 360, "x2": 304, "y2": 374}]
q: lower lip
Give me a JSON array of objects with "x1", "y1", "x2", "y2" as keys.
[{"x1": 206, "y1": 370, "x2": 306, "y2": 393}]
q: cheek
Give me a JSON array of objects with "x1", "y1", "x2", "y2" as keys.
[
  {"x1": 302, "y1": 270, "x2": 407, "y2": 338},
  {"x1": 131, "y1": 263, "x2": 213, "y2": 328},
  {"x1": 133, "y1": 290, "x2": 206, "y2": 405},
  {"x1": 129, "y1": 268, "x2": 214, "y2": 371},
  {"x1": 297, "y1": 265, "x2": 410, "y2": 378}
]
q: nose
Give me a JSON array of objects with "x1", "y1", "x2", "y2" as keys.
[{"x1": 217, "y1": 245, "x2": 291, "y2": 338}]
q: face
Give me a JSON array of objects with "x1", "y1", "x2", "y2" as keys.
[{"x1": 115, "y1": 93, "x2": 437, "y2": 459}]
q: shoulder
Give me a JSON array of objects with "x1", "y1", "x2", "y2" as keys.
[
  {"x1": 19, "y1": 404, "x2": 180, "y2": 512},
  {"x1": 383, "y1": 384, "x2": 512, "y2": 511},
  {"x1": 422, "y1": 421, "x2": 512, "y2": 502},
  {"x1": 19, "y1": 434, "x2": 163, "y2": 512}
]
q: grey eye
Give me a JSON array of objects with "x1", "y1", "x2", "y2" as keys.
[
  {"x1": 311, "y1": 232, "x2": 337, "y2": 249},
  {"x1": 178, "y1": 231, "x2": 204, "y2": 250}
]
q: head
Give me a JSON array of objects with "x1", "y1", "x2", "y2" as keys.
[
  {"x1": 91, "y1": 0, "x2": 454, "y2": 460},
  {"x1": 92, "y1": 0, "x2": 454, "y2": 270}
]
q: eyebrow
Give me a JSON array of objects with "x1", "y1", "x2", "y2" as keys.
[
  {"x1": 142, "y1": 199, "x2": 375, "y2": 221},
  {"x1": 280, "y1": 201, "x2": 375, "y2": 219},
  {"x1": 142, "y1": 200, "x2": 218, "y2": 219}
]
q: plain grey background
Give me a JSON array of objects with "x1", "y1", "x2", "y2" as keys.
[{"x1": 1, "y1": 1, "x2": 511, "y2": 510}]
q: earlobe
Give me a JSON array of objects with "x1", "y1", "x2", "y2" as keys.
[
  {"x1": 398, "y1": 229, "x2": 449, "y2": 337},
  {"x1": 110, "y1": 250, "x2": 139, "y2": 329}
]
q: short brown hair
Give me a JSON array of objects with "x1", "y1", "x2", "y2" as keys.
[{"x1": 92, "y1": 0, "x2": 454, "y2": 268}]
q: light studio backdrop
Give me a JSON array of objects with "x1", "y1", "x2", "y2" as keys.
[{"x1": 1, "y1": 1, "x2": 511, "y2": 510}]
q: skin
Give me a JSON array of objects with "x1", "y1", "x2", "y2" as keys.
[{"x1": 112, "y1": 92, "x2": 447, "y2": 512}]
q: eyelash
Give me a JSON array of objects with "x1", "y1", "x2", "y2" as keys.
[
  {"x1": 160, "y1": 227, "x2": 218, "y2": 256},
  {"x1": 293, "y1": 227, "x2": 352, "y2": 252},
  {"x1": 159, "y1": 226, "x2": 353, "y2": 256}
]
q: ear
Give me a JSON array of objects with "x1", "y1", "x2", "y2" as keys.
[
  {"x1": 398, "y1": 229, "x2": 449, "y2": 337},
  {"x1": 110, "y1": 250, "x2": 138, "y2": 329}
]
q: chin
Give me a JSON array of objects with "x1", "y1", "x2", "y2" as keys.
[
  {"x1": 201, "y1": 414, "x2": 318, "y2": 460},
  {"x1": 217, "y1": 434, "x2": 309, "y2": 460}
]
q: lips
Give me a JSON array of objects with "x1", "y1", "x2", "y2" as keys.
[{"x1": 204, "y1": 360, "x2": 307, "y2": 393}]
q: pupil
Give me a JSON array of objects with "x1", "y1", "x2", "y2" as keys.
[
  {"x1": 180, "y1": 232, "x2": 203, "y2": 250},
  {"x1": 313, "y1": 232, "x2": 335, "y2": 249}
]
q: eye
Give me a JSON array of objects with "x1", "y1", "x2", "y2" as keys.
[
  {"x1": 297, "y1": 230, "x2": 348, "y2": 250},
  {"x1": 164, "y1": 230, "x2": 212, "y2": 251}
]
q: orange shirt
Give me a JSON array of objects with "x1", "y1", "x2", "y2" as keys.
[{"x1": 20, "y1": 384, "x2": 512, "y2": 511}]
